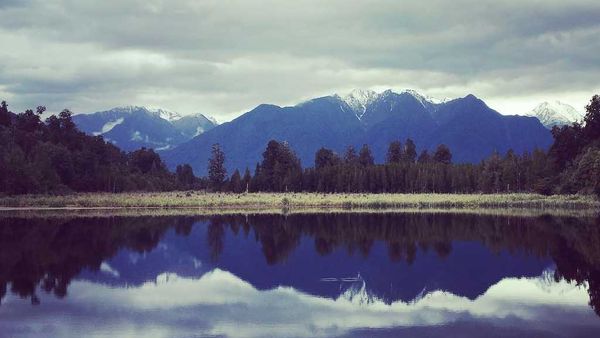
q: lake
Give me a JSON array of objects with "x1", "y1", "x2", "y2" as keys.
[{"x1": 1, "y1": 212, "x2": 600, "y2": 337}]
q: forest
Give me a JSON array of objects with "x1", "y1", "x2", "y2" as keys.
[
  {"x1": 210, "y1": 94, "x2": 600, "y2": 196},
  {"x1": 1, "y1": 95, "x2": 599, "y2": 196},
  {"x1": 0, "y1": 103, "x2": 182, "y2": 194}
]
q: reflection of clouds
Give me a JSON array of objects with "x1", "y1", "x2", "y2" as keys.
[
  {"x1": 99, "y1": 262, "x2": 120, "y2": 278},
  {"x1": 1, "y1": 269, "x2": 598, "y2": 338}
]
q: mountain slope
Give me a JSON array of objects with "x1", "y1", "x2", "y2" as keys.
[
  {"x1": 163, "y1": 90, "x2": 553, "y2": 174},
  {"x1": 428, "y1": 95, "x2": 552, "y2": 162},
  {"x1": 163, "y1": 97, "x2": 363, "y2": 173},
  {"x1": 526, "y1": 101, "x2": 584, "y2": 129},
  {"x1": 73, "y1": 106, "x2": 217, "y2": 151}
]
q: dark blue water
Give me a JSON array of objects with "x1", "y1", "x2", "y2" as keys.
[{"x1": 1, "y1": 212, "x2": 600, "y2": 337}]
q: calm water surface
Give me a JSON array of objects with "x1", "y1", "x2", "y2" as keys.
[{"x1": 1, "y1": 212, "x2": 600, "y2": 337}]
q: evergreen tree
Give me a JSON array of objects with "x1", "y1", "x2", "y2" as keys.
[
  {"x1": 563, "y1": 147, "x2": 600, "y2": 196},
  {"x1": 479, "y1": 151, "x2": 502, "y2": 193},
  {"x1": 358, "y1": 144, "x2": 374, "y2": 167},
  {"x1": 0, "y1": 101, "x2": 11, "y2": 127},
  {"x1": 343, "y1": 145, "x2": 358, "y2": 165},
  {"x1": 315, "y1": 147, "x2": 340, "y2": 169},
  {"x1": 386, "y1": 141, "x2": 403, "y2": 164},
  {"x1": 583, "y1": 95, "x2": 600, "y2": 144},
  {"x1": 549, "y1": 123, "x2": 584, "y2": 171},
  {"x1": 176, "y1": 164, "x2": 195, "y2": 188},
  {"x1": 251, "y1": 162, "x2": 262, "y2": 191},
  {"x1": 433, "y1": 144, "x2": 452, "y2": 164},
  {"x1": 130, "y1": 148, "x2": 166, "y2": 174},
  {"x1": 257, "y1": 140, "x2": 302, "y2": 191},
  {"x1": 208, "y1": 143, "x2": 227, "y2": 191},
  {"x1": 417, "y1": 150, "x2": 431, "y2": 164},
  {"x1": 242, "y1": 167, "x2": 252, "y2": 193},
  {"x1": 501, "y1": 149, "x2": 519, "y2": 191},
  {"x1": 403, "y1": 138, "x2": 417, "y2": 163},
  {"x1": 230, "y1": 169, "x2": 242, "y2": 193}
]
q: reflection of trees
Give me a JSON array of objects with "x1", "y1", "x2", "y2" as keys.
[
  {"x1": 0, "y1": 216, "x2": 194, "y2": 305},
  {"x1": 207, "y1": 218, "x2": 225, "y2": 262},
  {"x1": 552, "y1": 237, "x2": 600, "y2": 317},
  {"x1": 2, "y1": 212, "x2": 600, "y2": 317},
  {"x1": 207, "y1": 212, "x2": 600, "y2": 316}
]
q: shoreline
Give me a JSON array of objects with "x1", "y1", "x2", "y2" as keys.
[
  {"x1": 1, "y1": 206, "x2": 599, "y2": 219},
  {"x1": 0, "y1": 192, "x2": 598, "y2": 216}
]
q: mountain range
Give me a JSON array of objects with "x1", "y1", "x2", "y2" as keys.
[
  {"x1": 526, "y1": 101, "x2": 584, "y2": 129},
  {"x1": 71, "y1": 90, "x2": 560, "y2": 175},
  {"x1": 161, "y1": 89, "x2": 553, "y2": 174},
  {"x1": 73, "y1": 106, "x2": 218, "y2": 151}
]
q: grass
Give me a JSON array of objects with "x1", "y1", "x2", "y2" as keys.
[
  {"x1": 2, "y1": 206, "x2": 599, "y2": 220},
  {"x1": 0, "y1": 191, "x2": 598, "y2": 212}
]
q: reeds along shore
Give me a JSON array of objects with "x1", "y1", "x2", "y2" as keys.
[{"x1": 0, "y1": 192, "x2": 598, "y2": 211}]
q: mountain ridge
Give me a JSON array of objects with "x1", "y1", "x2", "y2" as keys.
[
  {"x1": 162, "y1": 89, "x2": 553, "y2": 174},
  {"x1": 73, "y1": 106, "x2": 218, "y2": 151}
]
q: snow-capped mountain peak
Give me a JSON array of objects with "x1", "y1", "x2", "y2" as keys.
[
  {"x1": 401, "y1": 89, "x2": 449, "y2": 106},
  {"x1": 205, "y1": 115, "x2": 219, "y2": 125},
  {"x1": 109, "y1": 105, "x2": 145, "y2": 114},
  {"x1": 526, "y1": 101, "x2": 584, "y2": 129},
  {"x1": 153, "y1": 108, "x2": 182, "y2": 122},
  {"x1": 339, "y1": 89, "x2": 450, "y2": 119},
  {"x1": 108, "y1": 106, "x2": 182, "y2": 122},
  {"x1": 341, "y1": 89, "x2": 380, "y2": 118}
]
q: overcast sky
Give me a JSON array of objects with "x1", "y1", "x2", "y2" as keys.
[{"x1": 1, "y1": 0, "x2": 599, "y2": 121}]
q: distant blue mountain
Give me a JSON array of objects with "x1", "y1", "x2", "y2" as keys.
[
  {"x1": 73, "y1": 106, "x2": 217, "y2": 151},
  {"x1": 162, "y1": 89, "x2": 552, "y2": 174}
]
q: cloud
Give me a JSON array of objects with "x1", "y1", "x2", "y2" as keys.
[
  {"x1": 0, "y1": 269, "x2": 598, "y2": 338},
  {"x1": 0, "y1": 0, "x2": 599, "y2": 120}
]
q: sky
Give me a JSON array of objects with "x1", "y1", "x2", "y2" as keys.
[{"x1": 0, "y1": 0, "x2": 599, "y2": 122}]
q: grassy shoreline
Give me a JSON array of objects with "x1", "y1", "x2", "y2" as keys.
[
  {"x1": 2, "y1": 207, "x2": 599, "y2": 219},
  {"x1": 0, "y1": 192, "x2": 598, "y2": 212}
]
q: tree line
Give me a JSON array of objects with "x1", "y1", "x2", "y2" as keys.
[
  {"x1": 1, "y1": 94, "x2": 599, "y2": 195},
  {"x1": 207, "y1": 139, "x2": 552, "y2": 194},
  {"x1": 204, "y1": 95, "x2": 599, "y2": 196}
]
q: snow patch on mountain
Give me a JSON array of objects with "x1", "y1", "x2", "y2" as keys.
[
  {"x1": 131, "y1": 131, "x2": 143, "y2": 141},
  {"x1": 341, "y1": 89, "x2": 380, "y2": 119},
  {"x1": 526, "y1": 101, "x2": 584, "y2": 129},
  {"x1": 153, "y1": 108, "x2": 182, "y2": 122},
  {"x1": 93, "y1": 117, "x2": 124, "y2": 136},
  {"x1": 108, "y1": 106, "x2": 182, "y2": 122},
  {"x1": 194, "y1": 126, "x2": 207, "y2": 137},
  {"x1": 402, "y1": 89, "x2": 449, "y2": 106},
  {"x1": 206, "y1": 115, "x2": 219, "y2": 125}
]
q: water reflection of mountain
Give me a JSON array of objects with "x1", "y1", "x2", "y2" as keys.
[{"x1": 1, "y1": 213, "x2": 600, "y2": 315}]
